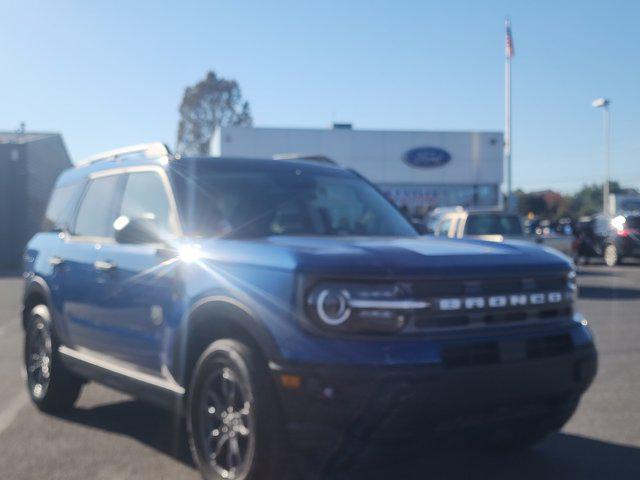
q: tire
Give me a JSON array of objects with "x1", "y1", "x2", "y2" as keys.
[
  {"x1": 604, "y1": 244, "x2": 619, "y2": 267},
  {"x1": 186, "y1": 339, "x2": 290, "y2": 480},
  {"x1": 24, "y1": 304, "x2": 83, "y2": 413}
]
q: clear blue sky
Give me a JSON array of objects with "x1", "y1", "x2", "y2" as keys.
[{"x1": 2, "y1": 0, "x2": 639, "y2": 192}]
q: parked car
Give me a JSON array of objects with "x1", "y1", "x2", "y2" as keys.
[
  {"x1": 573, "y1": 213, "x2": 640, "y2": 266},
  {"x1": 433, "y1": 209, "x2": 574, "y2": 255},
  {"x1": 525, "y1": 218, "x2": 574, "y2": 238},
  {"x1": 22, "y1": 143, "x2": 596, "y2": 480},
  {"x1": 533, "y1": 219, "x2": 575, "y2": 256}
]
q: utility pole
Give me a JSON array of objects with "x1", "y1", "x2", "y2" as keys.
[
  {"x1": 504, "y1": 18, "x2": 514, "y2": 210},
  {"x1": 592, "y1": 98, "x2": 611, "y2": 216}
]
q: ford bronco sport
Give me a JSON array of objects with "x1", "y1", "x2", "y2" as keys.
[{"x1": 22, "y1": 143, "x2": 596, "y2": 480}]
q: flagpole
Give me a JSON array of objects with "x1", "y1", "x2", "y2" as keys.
[{"x1": 504, "y1": 17, "x2": 512, "y2": 211}]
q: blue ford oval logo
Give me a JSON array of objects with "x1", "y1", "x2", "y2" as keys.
[{"x1": 403, "y1": 147, "x2": 451, "y2": 168}]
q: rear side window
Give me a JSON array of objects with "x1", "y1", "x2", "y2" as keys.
[
  {"x1": 73, "y1": 175, "x2": 121, "y2": 238},
  {"x1": 42, "y1": 183, "x2": 81, "y2": 232}
]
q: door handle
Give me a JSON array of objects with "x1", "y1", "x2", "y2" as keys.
[
  {"x1": 48, "y1": 256, "x2": 65, "y2": 266},
  {"x1": 94, "y1": 260, "x2": 117, "y2": 272}
]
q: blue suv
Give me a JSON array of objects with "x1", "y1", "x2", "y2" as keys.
[{"x1": 22, "y1": 143, "x2": 596, "y2": 480}]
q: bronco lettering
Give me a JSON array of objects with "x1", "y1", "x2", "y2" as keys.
[{"x1": 438, "y1": 292, "x2": 565, "y2": 311}]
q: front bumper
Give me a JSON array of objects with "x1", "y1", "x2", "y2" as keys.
[{"x1": 271, "y1": 327, "x2": 597, "y2": 457}]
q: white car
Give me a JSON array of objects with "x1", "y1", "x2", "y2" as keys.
[{"x1": 433, "y1": 210, "x2": 573, "y2": 255}]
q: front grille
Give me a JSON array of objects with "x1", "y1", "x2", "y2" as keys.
[
  {"x1": 526, "y1": 334, "x2": 574, "y2": 359},
  {"x1": 441, "y1": 334, "x2": 575, "y2": 368},
  {"x1": 413, "y1": 306, "x2": 573, "y2": 329},
  {"x1": 405, "y1": 273, "x2": 573, "y2": 332},
  {"x1": 409, "y1": 274, "x2": 567, "y2": 297},
  {"x1": 441, "y1": 342, "x2": 500, "y2": 367}
]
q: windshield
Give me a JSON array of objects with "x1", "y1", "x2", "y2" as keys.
[
  {"x1": 170, "y1": 161, "x2": 417, "y2": 238},
  {"x1": 465, "y1": 213, "x2": 524, "y2": 236}
]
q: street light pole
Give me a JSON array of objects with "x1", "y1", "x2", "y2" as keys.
[
  {"x1": 592, "y1": 98, "x2": 611, "y2": 216},
  {"x1": 603, "y1": 104, "x2": 611, "y2": 216},
  {"x1": 504, "y1": 18, "x2": 514, "y2": 211}
]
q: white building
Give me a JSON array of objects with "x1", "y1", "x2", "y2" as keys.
[{"x1": 211, "y1": 125, "x2": 503, "y2": 213}]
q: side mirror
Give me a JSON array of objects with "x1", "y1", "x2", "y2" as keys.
[{"x1": 113, "y1": 215, "x2": 162, "y2": 245}]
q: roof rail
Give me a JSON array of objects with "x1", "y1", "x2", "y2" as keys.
[
  {"x1": 271, "y1": 153, "x2": 338, "y2": 166},
  {"x1": 81, "y1": 142, "x2": 172, "y2": 165}
]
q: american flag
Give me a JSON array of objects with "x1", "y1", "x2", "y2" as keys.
[{"x1": 505, "y1": 20, "x2": 515, "y2": 58}]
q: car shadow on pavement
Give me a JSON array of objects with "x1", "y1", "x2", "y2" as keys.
[
  {"x1": 340, "y1": 433, "x2": 640, "y2": 480},
  {"x1": 58, "y1": 399, "x2": 194, "y2": 468},
  {"x1": 57, "y1": 398, "x2": 640, "y2": 480},
  {"x1": 578, "y1": 285, "x2": 640, "y2": 300}
]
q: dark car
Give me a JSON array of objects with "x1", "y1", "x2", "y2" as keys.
[
  {"x1": 573, "y1": 213, "x2": 640, "y2": 266},
  {"x1": 22, "y1": 143, "x2": 596, "y2": 480}
]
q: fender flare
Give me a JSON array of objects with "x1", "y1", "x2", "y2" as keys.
[{"x1": 174, "y1": 295, "x2": 283, "y2": 387}]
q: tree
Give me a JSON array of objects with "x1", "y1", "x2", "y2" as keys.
[
  {"x1": 514, "y1": 189, "x2": 548, "y2": 217},
  {"x1": 571, "y1": 181, "x2": 623, "y2": 217},
  {"x1": 514, "y1": 182, "x2": 630, "y2": 221},
  {"x1": 176, "y1": 71, "x2": 253, "y2": 155}
]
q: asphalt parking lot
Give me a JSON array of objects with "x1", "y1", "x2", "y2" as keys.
[{"x1": 1, "y1": 264, "x2": 640, "y2": 479}]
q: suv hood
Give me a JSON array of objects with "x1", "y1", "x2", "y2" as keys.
[{"x1": 195, "y1": 235, "x2": 571, "y2": 277}]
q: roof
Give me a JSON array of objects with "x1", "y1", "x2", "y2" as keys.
[
  {"x1": 79, "y1": 142, "x2": 172, "y2": 165},
  {"x1": 171, "y1": 156, "x2": 346, "y2": 175},
  {"x1": 0, "y1": 131, "x2": 60, "y2": 144},
  {"x1": 60, "y1": 148, "x2": 347, "y2": 187},
  {"x1": 73, "y1": 141, "x2": 344, "y2": 173}
]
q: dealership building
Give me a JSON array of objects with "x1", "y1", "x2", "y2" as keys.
[{"x1": 211, "y1": 125, "x2": 504, "y2": 213}]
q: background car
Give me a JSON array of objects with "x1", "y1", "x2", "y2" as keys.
[
  {"x1": 573, "y1": 213, "x2": 640, "y2": 266},
  {"x1": 433, "y1": 209, "x2": 574, "y2": 255}
]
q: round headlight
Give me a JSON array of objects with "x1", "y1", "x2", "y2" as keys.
[{"x1": 316, "y1": 289, "x2": 351, "y2": 326}]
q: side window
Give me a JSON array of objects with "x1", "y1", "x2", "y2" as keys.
[
  {"x1": 119, "y1": 172, "x2": 172, "y2": 232},
  {"x1": 437, "y1": 218, "x2": 452, "y2": 237},
  {"x1": 73, "y1": 175, "x2": 121, "y2": 238},
  {"x1": 42, "y1": 183, "x2": 81, "y2": 232}
]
